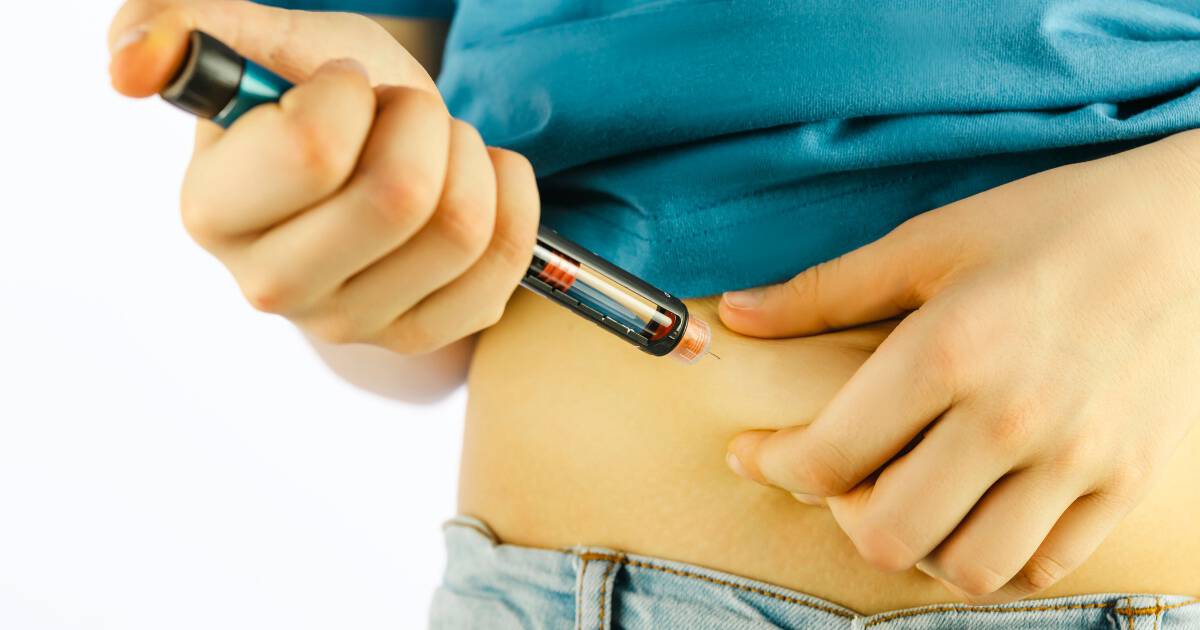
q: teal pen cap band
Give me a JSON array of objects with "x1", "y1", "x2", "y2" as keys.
[{"x1": 160, "y1": 31, "x2": 292, "y2": 128}]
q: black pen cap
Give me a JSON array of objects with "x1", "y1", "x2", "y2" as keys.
[{"x1": 160, "y1": 31, "x2": 245, "y2": 120}]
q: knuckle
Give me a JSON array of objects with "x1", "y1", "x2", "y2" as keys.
[
  {"x1": 889, "y1": 215, "x2": 938, "y2": 290},
  {"x1": 785, "y1": 438, "x2": 856, "y2": 496},
  {"x1": 493, "y1": 147, "x2": 541, "y2": 207},
  {"x1": 341, "y1": 74, "x2": 377, "y2": 116},
  {"x1": 284, "y1": 114, "x2": 356, "y2": 189},
  {"x1": 178, "y1": 192, "x2": 221, "y2": 247},
  {"x1": 240, "y1": 273, "x2": 299, "y2": 315},
  {"x1": 983, "y1": 402, "x2": 1039, "y2": 452},
  {"x1": 852, "y1": 518, "x2": 919, "y2": 572},
  {"x1": 923, "y1": 304, "x2": 980, "y2": 385},
  {"x1": 1015, "y1": 554, "x2": 1069, "y2": 593},
  {"x1": 490, "y1": 157, "x2": 540, "y2": 272},
  {"x1": 382, "y1": 319, "x2": 440, "y2": 356},
  {"x1": 493, "y1": 220, "x2": 537, "y2": 273},
  {"x1": 451, "y1": 118, "x2": 485, "y2": 149},
  {"x1": 320, "y1": 57, "x2": 372, "y2": 91},
  {"x1": 926, "y1": 324, "x2": 968, "y2": 380},
  {"x1": 940, "y1": 560, "x2": 1008, "y2": 597},
  {"x1": 1106, "y1": 459, "x2": 1152, "y2": 500},
  {"x1": 489, "y1": 146, "x2": 535, "y2": 179},
  {"x1": 458, "y1": 302, "x2": 506, "y2": 337},
  {"x1": 364, "y1": 169, "x2": 440, "y2": 229},
  {"x1": 305, "y1": 309, "x2": 366, "y2": 346},
  {"x1": 441, "y1": 162, "x2": 493, "y2": 214},
  {"x1": 476, "y1": 301, "x2": 508, "y2": 331},
  {"x1": 389, "y1": 85, "x2": 446, "y2": 120},
  {"x1": 437, "y1": 193, "x2": 494, "y2": 258},
  {"x1": 784, "y1": 266, "x2": 823, "y2": 315},
  {"x1": 1045, "y1": 435, "x2": 1099, "y2": 475}
]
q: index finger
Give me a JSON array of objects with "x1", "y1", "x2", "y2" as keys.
[{"x1": 728, "y1": 305, "x2": 958, "y2": 497}]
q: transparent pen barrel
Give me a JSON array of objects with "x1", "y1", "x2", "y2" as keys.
[{"x1": 529, "y1": 243, "x2": 679, "y2": 342}]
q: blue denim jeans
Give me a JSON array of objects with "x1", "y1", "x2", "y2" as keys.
[{"x1": 429, "y1": 516, "x2": 1199, "y2": 629}]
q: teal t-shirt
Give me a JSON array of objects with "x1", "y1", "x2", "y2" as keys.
[{"x1": 259, "y1": 1, "x2": 1200, "y2": 297}]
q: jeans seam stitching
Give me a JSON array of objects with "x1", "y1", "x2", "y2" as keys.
[
  {"x1": 867, "y1": 600, "x2": 1200, "y2": 627},
  {"x1": 1114, "y1": 602, "x2": 1200, "y2": 614},
  {"x1": 577, "y1": 556, "x2": 589, "y2": 630},
  {"x1": 866, "y1": 603, "x2": 1109, "y2": 627},
  {"x1": 597, "y1": 554, "x2": 623, "y2": 629},
  {"x1": 576, "y1": 553, "x2": 854, "y2": 619}
]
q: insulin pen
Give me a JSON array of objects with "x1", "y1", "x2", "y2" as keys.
[{"x1": 160, "y1": 31, "x2": 716, "y2": 364}]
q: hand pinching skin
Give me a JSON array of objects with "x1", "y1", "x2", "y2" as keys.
[{"x1": 722, "y1": 133, "x2": 1200, "y2": 603}]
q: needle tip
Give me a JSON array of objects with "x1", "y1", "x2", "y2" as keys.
[{"x1": 708, "y1": 351, "x2": 722, "y2": 360}]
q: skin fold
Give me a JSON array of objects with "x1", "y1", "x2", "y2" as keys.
[{"x1": 109, "y1": 0, "x2": 1200, "y2": 609}]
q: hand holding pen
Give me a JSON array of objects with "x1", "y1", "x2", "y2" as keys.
[
  {"x1": 110, "y1": 2, "x2": 545, "y2": 356},
  {"x1": 110, "y1": 1, "x2": 712, "y2": 363}
]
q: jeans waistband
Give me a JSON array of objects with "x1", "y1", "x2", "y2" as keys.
[{"x1": 431, "y1": 515, "x2": 1200, "y2": 629}]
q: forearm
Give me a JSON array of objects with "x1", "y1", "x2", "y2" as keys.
[{"x1": 305, "y1": 333, "x2": 474, "y2": 403}]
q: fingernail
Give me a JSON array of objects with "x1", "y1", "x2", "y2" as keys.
[
  {"x1": 110, "y1": 25, "x2": 149, "y2": 55},
  {"x1": 324, "y1": 58, "x2": 369, "y2": 79},
  {"x1": 723, "y1": 288, "x2": 765, "y2": 309},
  {"x1": 791, "y1": 493, "x2": 825, "y2": 506},
  {"x1": 726, "y1": 452, "x2": 749, "y2": 479}
]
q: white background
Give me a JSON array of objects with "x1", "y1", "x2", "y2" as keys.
[{"x1": 0, "y1": 2, "x2": 465, "y2": 628}]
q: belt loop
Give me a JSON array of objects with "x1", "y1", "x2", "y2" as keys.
[
  {"x1": 574, "y1": 551, "x2": 625, "y2": 630},
  {"x1": 440, "y1": 515, "x2": 500, "y2": 546},
  {"x1": 1111, "y1": 595, "x2": 1166, "y2": 630}
]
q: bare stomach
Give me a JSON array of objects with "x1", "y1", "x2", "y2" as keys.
[{"x1": 458, "y1": 290, "x2": 1200, "y2": 614}]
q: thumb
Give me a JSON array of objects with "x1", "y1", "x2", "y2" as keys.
[
  {"x1": 108, "y1": 0, "x2": 436, "y2": 98},
  {"x1": 718, "y1": 216, "x2": 944, "y2": 338}
]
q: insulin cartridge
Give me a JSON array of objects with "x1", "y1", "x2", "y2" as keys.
[{"x1": 160, "y1": 31, "x2": 715, "y2": 365}]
